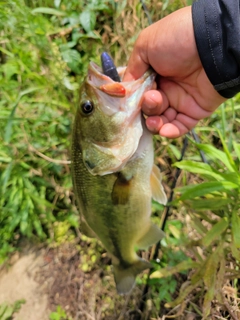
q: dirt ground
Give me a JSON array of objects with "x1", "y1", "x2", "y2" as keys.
[
  {"x1": 0, "y1": 244, "x2": 49, "y2": 320},
  {"x1": 0, "y1": 241, "x2": 147, "y2": 320},
  {"x1": 2, "y1": 240, "x2": 236, "y2": 320},
  {"x1": 0, "y1": 240, "x2": 203, "y2": 320}
]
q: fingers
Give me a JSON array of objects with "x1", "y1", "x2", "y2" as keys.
[
  {"x1": 141, "y1": 79, "x2": 212, "y2": 138},
  {"x1": 141, "y1": 90, "x2": 168, "y2": 115},
  {"x1": 123, "y1": 30, "x2": 149, "y2": 81},
  {"x1": 160, "y1": 123, "x2": 188, "y2": 138},
  {"x1": 159, "y1": 78, "x2": 213, "y2": 119},
  {"x1": 145, "y1": 112, "x2": 199, "y2": 138}
]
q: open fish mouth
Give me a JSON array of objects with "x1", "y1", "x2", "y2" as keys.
[
  {"x1": 80, "y1": 55, "x2": 156, "y2": 176},
  {"x1": 101, "y1": 52, "x2": 121, "y2": 82}
]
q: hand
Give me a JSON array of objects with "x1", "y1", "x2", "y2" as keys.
[{"x1": 123, "y1": 6, "x2": 226, "y2": 138}]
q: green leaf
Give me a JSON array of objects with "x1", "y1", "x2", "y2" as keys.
[
  {"x1": 165, "y1": 279, "x2": 202, "y2": 308},
  {"x1": 184, "y1": 198, "x2": 231, "y2": 210},
  {"x1": 9, "y1": 214, "x2": 21, "y2": 232},
  {"x1": 203, "y1": 288, "x2": 214, "y2": 319},
  {"x1": 202, "y1": 244, "x2": 223, "y2": 318},
  {"x1": 190, "y1": 215, "x2": 208, "y2": 236},
  {"x1": 79, "y1": 10, "x2": 96, "y2": 32},
  {"x1": 54, "y1": 0, "x2": 61, "y2": 8},
  {"x1": 33, "y1": 219, "x2": 45, "y2": 238},
  {"x1": 231, "y1": 211, "x2": 240, "y2": 248},
  {"x1": 202, "y1": 218, "x2": 228, "y2": 247},
  {"x1": 178, "y1": 181, "x2": 239, "y2": 200},
  {"x1": 20, "y1": 219, "x2": 29, "y2": 235},
  {"x1": 4, "y1": 87, "x2": 41, "y2": 143},
  {"x1": 1, "y1": 162, "x2": 14, "y2": 194},
  {"x1": 12, "y1": 299, "x2": 26, "y2": 314},
  {"x1": 152, "y1": 199, "x2": 165, "y2": 212},
  {"x1": 29, "y1": 193, "x2": 54, "y2": 208},
  {"x1": 162, "y1": 0, "x2": 170, "y2": 10},
  {"x1": 0, "y1": 303, "x2": 8, "y2": 318},
  {"x1": 196, "y1": 143, "x2": 236, "y2": 172},
  {"x1": 2, "y1": 61, "x2": 19, "y2": 80},
  {"x1": 203, "y1": 245, "x2": 223, "y2": 288},
  {"x1": 168, "y1": 144, "x2": 181, "y2": 160},
  {"x1": 231, "y1": 241, "x2": 240, "y2": 260},
  {"x1": 168, "y1": 224, "x2": 181, "y2": 239},
  {"x1": 61, "y1": 49, "x2": 81, "y2": 73},
  {"x1": 220, "y1": 172, "x2": 240, "y2": 186},
  {"x1": 215, "y1": 257, "x2": 225, "y2": 303},
  {"x1": 150, "y1": 260, "x2": 199, "y2": 279},
  {"x1": 31, "y1": 7, "x2": 66, "y2": 16},
  {"x1": 0, "y1": 46, "x2": 14, "y2": 57},
  {"x1": 0, "y1": 304, "x2": 14, "y2": 320},
  {"x1": 4, "y1": 100, "x2": 19, "y2": 143},
  {"x1": 173, "y1": 160, "x2": 224, "y2": 180},
  {"x1": 0, "y1": 300, "x2": 26, "y2": 319},
  {"x1": 217, "y1": 129, "x2": 237, "y2": 171},
  {"x1": 233, "y1": 141, "x2": 240, "y2": 161}
]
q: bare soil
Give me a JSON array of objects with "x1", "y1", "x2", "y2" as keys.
[
  {"x1": 0, "y1": 241, "x2": 146, "y2": 320},
  {"x1": 0, "y1": 240, "x2": 219, "y2": 320},
  {"x1": 0, "y1": 244, "x2": 49, "y2": 320}
]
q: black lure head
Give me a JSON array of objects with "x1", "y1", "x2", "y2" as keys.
[{"x1": 101, "y1": 52, "x2": 121, "y2": 82}]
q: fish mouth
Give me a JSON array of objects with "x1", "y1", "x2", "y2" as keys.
[
  {"x1": 87, "y1": 61, "x2": 126, "y2": 85},
  {"x1": 87, "y1": 61, "x2": 154, "y2": 87}
]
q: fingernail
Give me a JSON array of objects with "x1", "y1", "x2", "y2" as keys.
[{"x1": 146, "y1": 117, "x2": 161, "y2": 133}]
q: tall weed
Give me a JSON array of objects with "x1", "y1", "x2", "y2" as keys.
[
  {"x1": 151, "y1": 99, "x2": 240, "y2": 317},
  {"x1": 0, "y1": 0, "x2": 111, "y2": 261}
]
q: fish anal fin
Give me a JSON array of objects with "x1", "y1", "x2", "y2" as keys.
[
  {"x1": 137, "y1": 223, "x2": 165, "y2": 250},
  {"x1": 111, "y1": 172, "x2": 133, "y2": 205},
  {"x1": 113, "y1": 259, "x2": 152, "y2": 294},
  {"x1": 150, "y1": 164, "x2": 167, "y2": 205}
]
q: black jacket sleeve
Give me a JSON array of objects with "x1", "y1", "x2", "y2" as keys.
[{"x1": 192, "y1": 0, "x2": 240, "y2": 98}]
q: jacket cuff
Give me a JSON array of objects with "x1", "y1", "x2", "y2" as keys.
[{"x1": 192, "y1": 0, "x2": 240, "y2": 98}]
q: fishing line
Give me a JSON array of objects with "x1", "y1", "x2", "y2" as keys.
[
  {"x1": 140, "y1": 0, "x2": 153, "y2": 25},
  {"x1": 137, "y1": 1, "x2": 208, "y2": 316},
  {"x1": 191, "y1": 128, "x2": 208, "y2": 163}
]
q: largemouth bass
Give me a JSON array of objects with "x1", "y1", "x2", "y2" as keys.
[{"x1": 72, "y1": 54, "x2": 167, "y2": 294}]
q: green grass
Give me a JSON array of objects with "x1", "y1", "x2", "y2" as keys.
[
  {"x1": 0, "y1": 300, "x2": 25, "y2": 320},
  {"x1": 0, "y1": 0, "x2": 112, "y2": 261}
]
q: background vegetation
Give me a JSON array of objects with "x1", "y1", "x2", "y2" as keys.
[{"x1": 0, "y1": 0, "x2": 239, "y2": 319}]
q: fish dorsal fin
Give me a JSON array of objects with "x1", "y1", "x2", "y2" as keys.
[
  {"x1": 137, "y1": 223, "x2": 165, "y2": 250},
  {"x1": 150, "y1": 164, "x2": 167, "y2": 205}
]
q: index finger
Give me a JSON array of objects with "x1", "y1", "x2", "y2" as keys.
[{"x1": 123, "y1": 33, "x2": 149, "y2": 81}]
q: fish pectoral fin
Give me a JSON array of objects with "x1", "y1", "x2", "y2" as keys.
[
  {"x1": 113, "y1": 259, "x2": 152, "y2": 295},
  {"x1": 137, "y1": 223, "x2": 165, "y2": 250},
  {"x1": 150, "y1": 164, "x2": 168, "y2": 205},
  {"x1": 111, "y1": 172, "x2": 133, "y2": 205},
  {"x1": 80, "y1": 219, "x2": 96, "y2": 238}
]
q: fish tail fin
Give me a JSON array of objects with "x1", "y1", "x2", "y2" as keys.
[{"x1": 113, "y1": 259, "x2": 152, "y2": 295}]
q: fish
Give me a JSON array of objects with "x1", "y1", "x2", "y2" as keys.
[{"x1": 71, "y1": 53, "x2": 167, "y2": 294}]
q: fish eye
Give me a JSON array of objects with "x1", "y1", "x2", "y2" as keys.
[{"x1": 81, "y1": 100, "x2": 94, "y2": 115}]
